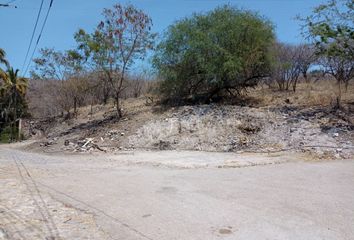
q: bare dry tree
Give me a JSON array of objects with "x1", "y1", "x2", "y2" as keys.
[{"x1": 74, "y1": 4, "x2": 155, "y2": 118}]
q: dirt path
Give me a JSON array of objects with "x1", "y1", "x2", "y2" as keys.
[{"x1": 1, "y1": 145, "x2": 354, "y2": 240}]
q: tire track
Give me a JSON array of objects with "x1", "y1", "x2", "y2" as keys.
[{"x1": 12, "y1": 154, "x2": 61, "y2": 240}]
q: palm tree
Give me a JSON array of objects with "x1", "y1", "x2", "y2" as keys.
[
  {"x1": 0, "y1": 48, "x2": 9, "y2": 67},
  {"x1": 0, "y1": 67, "x2": 28, "y2": 141},
  {"x1": 0, "y1": 68, "x2": 28, "y2": 96}
]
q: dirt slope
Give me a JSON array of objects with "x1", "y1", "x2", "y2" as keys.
[{"x1": 22, "y1": 96, "x2": 354, "y2": 159}]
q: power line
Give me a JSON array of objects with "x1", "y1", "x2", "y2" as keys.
[
  {"x1": 20, "y1": 0, "x2": 45, "y2": 75},
  {"x1": 0, "y1": 3, "x2": 16, "y2": 7},
  {"x1": 0, "y1": 0, "x2": 17, "y2": 8},
  {"x1": 23, "y1": 0, "x2": 54, "y2": 77}
]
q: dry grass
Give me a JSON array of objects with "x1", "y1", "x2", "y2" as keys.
[{"x1": 249, "y1": 80, "x2": 354, "y2": 109}]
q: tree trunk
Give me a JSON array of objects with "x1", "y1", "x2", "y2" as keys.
[
  {"x1": 335, "y1": 80, "x2": 342, "y2": 109},
  {"x1": 344, "y1": 80, "x2": 349, "y2": 93},
  {"x1": 277, "y1": 80, "x2": 283, "y2": 91},
  {"x1": 292, "y1": 79, "x2": 298, "y2": 92},
  {"x1": 102, "y1": 87, "x2": 109, "y2": 105},
  {"x1": 285, "y1": 80, "x2": 289, "y2": 91},
  {"x1": 304, "y1": 72, "x2": 311, "y2": 98},
  {"x1": 102, "y1": 79, "x2": 111, "y2": 105},
  {"x1": 115, "y1": 94, "x2": 122, "y2": 118},
  {"x1": 74, "y1": 98, "x2": 77, "y2": 116},
  {"x1": 303, "y1": 72, "x2": 308, "y2": 83}
]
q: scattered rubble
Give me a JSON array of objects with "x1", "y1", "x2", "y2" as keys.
[
  {"x1": 60, "y1": 138, "x2": 106, "y2": 153},
  {"x1": 105, "y1": 130, "x2": 125, "y2": 141}
]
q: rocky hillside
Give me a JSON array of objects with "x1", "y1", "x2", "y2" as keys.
[{"x1": 22, "y1": 95, "x2": 354, "y2": 159}]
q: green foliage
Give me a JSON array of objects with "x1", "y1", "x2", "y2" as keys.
[
  {"x1": 0, "y1": 48, "x2": 9, "y2": 67},
  {"x1": 299, "y1": 0, "x2": 353, "y2": 104},
  {"x1": 300, "y1": 0, "x2": 354, "y2": 81},
  {"x1": 0, "y1": 66, "x2": 28, "y2": 142},
  {"x1": 153, "y1": 5, "x2": 275, "y2": 103},
  {"x1": 0, "y1": 68, "x2": 28, "y2": 120},
  {"x1": 301, "y1": 0, "x2": 353, "y2": 59},
  {"x1": 0, "y1": 126, "x2": 11, "y2": 143},
  {"x1": 0, "y1": 125, "x2": 24, "y2": 143}
]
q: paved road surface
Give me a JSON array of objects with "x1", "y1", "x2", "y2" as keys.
[{"x1": 0, "y1": 146, "x2": 353, "y2": 240}]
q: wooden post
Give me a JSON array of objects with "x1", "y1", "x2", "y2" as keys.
[{"x1": 18, "y1": 118, "x2": 22, "y2": 140}]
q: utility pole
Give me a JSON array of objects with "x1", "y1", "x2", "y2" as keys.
[{"x1": 0, "y1": 3, "x2": 17, "y2": 8}]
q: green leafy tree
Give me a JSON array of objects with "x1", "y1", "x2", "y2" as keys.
[
  {"x1": 0, "y1": 67, "x2": 28, "y2": 141},
  {"x1": 153, "y1": 5, "x2": 275, "y2": 104},
  {"x1": 299, "y1": 0, "x2": 354, "y2": 106},
  {"x1": 74, "y1": 3, "x2": 156, "y2": 118}
]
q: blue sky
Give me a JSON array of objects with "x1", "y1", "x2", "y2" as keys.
[{"x1": 0, "y1": 0, "x2": 325, "y2": 76}]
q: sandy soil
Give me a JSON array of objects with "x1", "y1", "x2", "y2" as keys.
[{"x1": 1, "y1": 144, "x2": 354, "y2": 240}]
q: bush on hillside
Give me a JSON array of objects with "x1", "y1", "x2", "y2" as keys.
[{"x1": 153, "y1": 5, "x2": 275, "y2": 104}]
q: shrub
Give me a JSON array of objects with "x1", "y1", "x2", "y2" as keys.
[{"x1": 153, "y1": 5, "x2": 275, "y2": 104}]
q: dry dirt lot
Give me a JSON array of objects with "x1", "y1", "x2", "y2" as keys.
[{"x1": 1, "y1": 144, "x2": 354, "y2": 240}]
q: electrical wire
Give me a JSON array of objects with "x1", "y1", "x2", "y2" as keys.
[
  {"x1": 20, "y1": 0, "x2": 44, "y2": 75},
  {"x1": 23, "y1": 0, "x2": 54, "y2": 76}
]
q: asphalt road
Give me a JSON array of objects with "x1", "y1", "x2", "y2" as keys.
[{"x1": 1, "y1": 146, "x2": 353, "y2": 240}]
